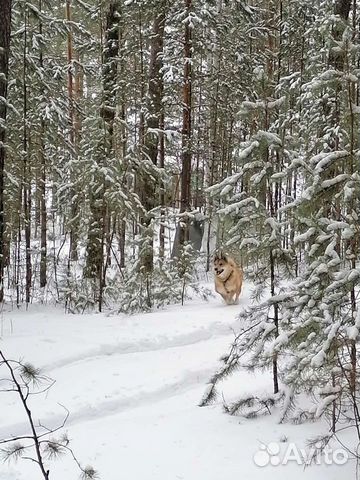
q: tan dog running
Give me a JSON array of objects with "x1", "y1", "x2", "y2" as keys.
[{"x1": 213, "y1": 252, "x2": 243, "y2": 305}]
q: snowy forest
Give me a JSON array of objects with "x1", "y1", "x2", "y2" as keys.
[{"x1": 1, "y1": 0, "x2": 360, "y2": 479}]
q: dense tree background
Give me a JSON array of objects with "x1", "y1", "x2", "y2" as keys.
[
  {"x1": 1, "y1": 0, "x2": 360, "y2": 459},
  {"x1": 0, "y1": 0, "x2": 358, "y2": 314}
]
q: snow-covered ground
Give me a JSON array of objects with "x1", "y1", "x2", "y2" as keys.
[{"x1": 0, "y1": 284, "x2": 353, "y2": 479}]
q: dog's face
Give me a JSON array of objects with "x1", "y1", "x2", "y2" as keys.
[{"x1": 213, "y1": 255, "x2": 232, "y2": 280}]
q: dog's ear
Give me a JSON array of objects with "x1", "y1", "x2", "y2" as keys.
[
  {"x1": 219, "y1": 250, "x2": 227, "y2": 261},
  {"x1": 214, "y1": 249, "x2": 227, "y2": 262},
  {"x1": 213, "y1": 250, "x2": 220, "y2": 262}
]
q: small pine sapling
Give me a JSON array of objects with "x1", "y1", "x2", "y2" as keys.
[{"x1": 0, "y1": 350, "x2": 98, "y2": 479}]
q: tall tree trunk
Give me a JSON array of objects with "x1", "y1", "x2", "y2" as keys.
[
  {"x1": 0, "y1": 0, "x2": 12, "y2": 302},
  {"x1": 159, "y1": 110, "x2": 165, "y2": 259},
  {"x1": 39, "y1": 0, "x2": 47, "y2": 289},
  {"x1": 23, "y1": 6, "x2": 32, "y2": 305},
  {"x1": 66, "y1": 0, "x2": 79, "y2": 262},
  {"x1": 85, "y1": 0, "x2": 121, "y2": 294},
  {"x1": 178, "y1": 0, "x2": 192, "y2": 247},
  {"x1": 74, "y1": 51, "x2": 83, "y2": 147},
  {"x1": 144, "y1": 6, "x2": 166, "y2": 166},
  {"x1": 206, "y1": 1, "x2": 222, "y2": 268},
  {"x1": 331, "y1": 1, "x2": 351, "y2": 71},
  {"x1": 118, "y1": 21, "x2": 127, "y2": 268},
  {"x1": 140, "y1": 3, "x2": 166, "y2": 272},
  {"x1": 39, "y1": 123, "x2": 47, "y2": 289},
  {"x1": 334, "y1": 0, "x2": 351, "y2": 22}
]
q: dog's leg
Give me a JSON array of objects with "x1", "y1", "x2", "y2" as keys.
[
  {"x1": 220, "y1": 291, "x2": 230, "y2": 305},
  {"x1": 234, "y1": 283, "x2": 242, "y2": 304},
  {"x1": 217, "y1": 286, "x2": 228, "y2": 304},
  {"x1": 225, "y1": 292, "x2": 235, "y2": 305}
]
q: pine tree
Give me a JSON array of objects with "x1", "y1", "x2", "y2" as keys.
[
  {"x1": 202, "y1": 3, "x2": 360, "y2": 449},
  {"x1": 0, "y1": 0, "x2": 12, "y2": 302},
  {"x1": 178, "y1": 0, "x2": 193, "y2": 247}
]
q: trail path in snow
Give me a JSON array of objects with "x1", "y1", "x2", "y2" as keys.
[{"x1": 0, "y1": 284, "x2": 352, "y2": 480}]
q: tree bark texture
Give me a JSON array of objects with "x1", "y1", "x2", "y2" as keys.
[{"x1": 0, "y1": 0, "x2": 12, "y2": 301}]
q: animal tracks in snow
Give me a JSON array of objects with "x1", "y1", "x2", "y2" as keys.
[
  {"x1": 0, "y1": 361, "x2": 216, "y2": 439},
  {"x1": 41, "y1": 315, "x2": 241, "y2": 374},
  {"x1": 0, "y1": 297, "x2": 248, "y2": 445}
]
